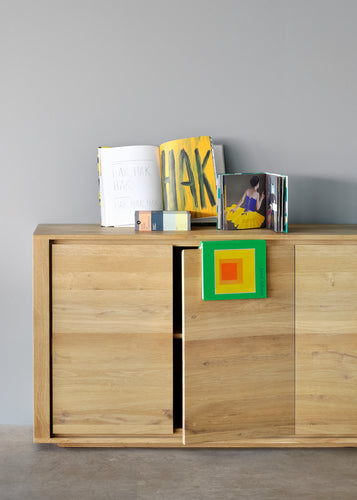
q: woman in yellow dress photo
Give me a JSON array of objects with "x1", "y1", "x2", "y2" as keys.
[{"x1": 226, "y1": 175, "x2": 265, "y2": 229}]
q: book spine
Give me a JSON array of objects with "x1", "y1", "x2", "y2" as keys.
[
  {"x1": 284, "y1": 176, "x2": 288, "y2": 233},
  {"x1": 97, "y1": 148, "x2": 106, "y2": 226},
  {"x1": 217, "y1": 175, "x2": 222, "y2": 230}
]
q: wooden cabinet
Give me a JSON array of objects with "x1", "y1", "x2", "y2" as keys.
[{"x1": 33, "y1": 224, "x2": 357, "y2": 447}]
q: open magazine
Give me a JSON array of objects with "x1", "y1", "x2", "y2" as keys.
[
  {"x1": 97, "y1": 136, "x2": 225, "y2": 226},
  {"x1": 217, "y1": 172, "x2": 288, "y2": 233}
]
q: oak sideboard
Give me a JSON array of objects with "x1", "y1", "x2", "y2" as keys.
[{"x1": 33, "y1": 224, "x2": 357, "y2": 447}]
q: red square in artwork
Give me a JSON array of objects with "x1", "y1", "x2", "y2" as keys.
[
  {"x1": 221, "y1": 262, "x2": 237, "y2": 281},
  {"x1": 220, "y1": 259, "x2": 243, "y2": 284}
]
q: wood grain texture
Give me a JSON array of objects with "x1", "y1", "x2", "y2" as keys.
[
  {"x1": 52, "y1": 244, "x2": 172, "y2": 334},
  {"x1": 52, "y1": 332, "x2": 173, "y2": 436},
  {"x1": 51, "y1": 243, "x2": 173, "y2": 436},
  {"x1": 296, "y1": 245, "x2": 357, "y2": 436},
  {"x1": 33, "y1": 238, "x2": 51, "y2": 442},
  {"x1": 33, "y1": 225, "x2": 357, "y2": 447},
  {"x1": 55, "y1": 436, "x2": 357, "y2": 447},
  {"x1": 34, "y1": 224, "x2": 357, "y2": 240},
  {"x1": 182, "y1": 244, "x2": 295, "y2": 445}
]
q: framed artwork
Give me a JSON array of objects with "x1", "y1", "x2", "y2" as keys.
[{"x1": 200, "y1": 240, "x2": 267, "y2": 301}]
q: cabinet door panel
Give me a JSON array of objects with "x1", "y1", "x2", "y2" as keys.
[
  {"x1": 52, "y1": 332, "x2": 172, "y2": 436},
  {"x1": 296, "y1": 245, "x2": 357, "y2": 436},
  {"x1": 52, "y1": 243, "x2": 173, "y2": 436},
  {"x1": 183, "y1": 244, "x2": 294, "y2": 445},
  {"x1": 52, "y1": 244, "x2": 172, "y2": 334}
]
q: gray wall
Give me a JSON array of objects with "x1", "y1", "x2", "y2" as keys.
[{"x1": 1, "y1": 0, "x2": 357, "y2": 423}]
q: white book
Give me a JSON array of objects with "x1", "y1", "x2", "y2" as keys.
[{"x1": 98, "y1": 145, "x2": 163, "y2": 227}]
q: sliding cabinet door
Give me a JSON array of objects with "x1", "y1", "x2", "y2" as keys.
[
  {"x1": 296, "y1": 245, "x2": 357, "y2": 436},
  {"x1": 182, "y1": 243, "x2": 295, "y2": 445},
  {"x1": 51, "y1": 243, "x2": 173, "y2": 437}
]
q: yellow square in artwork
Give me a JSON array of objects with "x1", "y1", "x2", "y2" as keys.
[{"x1": 214, "y1": 248, "x2": 256, "y2": 295}]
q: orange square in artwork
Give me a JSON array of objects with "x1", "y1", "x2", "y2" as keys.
[{"x1": 220, "y1": 259, "x2": 243, "y2": 284}]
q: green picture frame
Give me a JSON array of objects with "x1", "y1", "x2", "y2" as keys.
[{"x1": 200, "y1": 240, "x2": 267, "y2": 301}]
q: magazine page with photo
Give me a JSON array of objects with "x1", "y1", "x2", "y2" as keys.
[
  {"x1": 224, "y1": 174, "x2": 266, "y2": 230},
  {"x1": 218, "y1": 171, "x2": 288, "y2": 233}
]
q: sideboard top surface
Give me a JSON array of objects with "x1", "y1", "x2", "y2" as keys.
[{"x1": 33, "y1": 224, "x2": 357, "y2": 244}]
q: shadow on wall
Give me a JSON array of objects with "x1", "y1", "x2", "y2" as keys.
[{"x1": 289, "y1": 175, "x2": 357, "y2": 224}]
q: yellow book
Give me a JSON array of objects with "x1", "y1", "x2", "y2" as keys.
[{"x1": 159, "y1": 136, "x2": 217, "y2": 220}]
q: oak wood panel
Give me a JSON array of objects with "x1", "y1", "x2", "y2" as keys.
[
  {"x1": 296, "y1": 245, "x2": 357, "y2": 436},
  {"x1": 52, "y1": 244, "x2": 172, "y2": 334},
  {"x1": 56, "y1": 430, "x2": 183, "y2": 447},
  {"x1": 33, "y1": 238, "x2": 51, "y2": 442},
  {"x1": 51, "y1": 243, "x2": 173, "y2": 437},
  {"x1": 52, "y1": 331, "x2": 173, "y2": 436},
  {"x1": 182, "y1": 244, "x2": 295, "y2": 445},
  {"x1": 34, "y1": 224, "x2": 357, "y2": 240},
  {"x1": 56, "y1": 436, "x2": 357, "y2": 448}
]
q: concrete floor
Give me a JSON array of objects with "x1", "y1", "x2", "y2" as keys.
[{"x1": 1, "y1": 427, "x2": 357, "y2": 500}]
